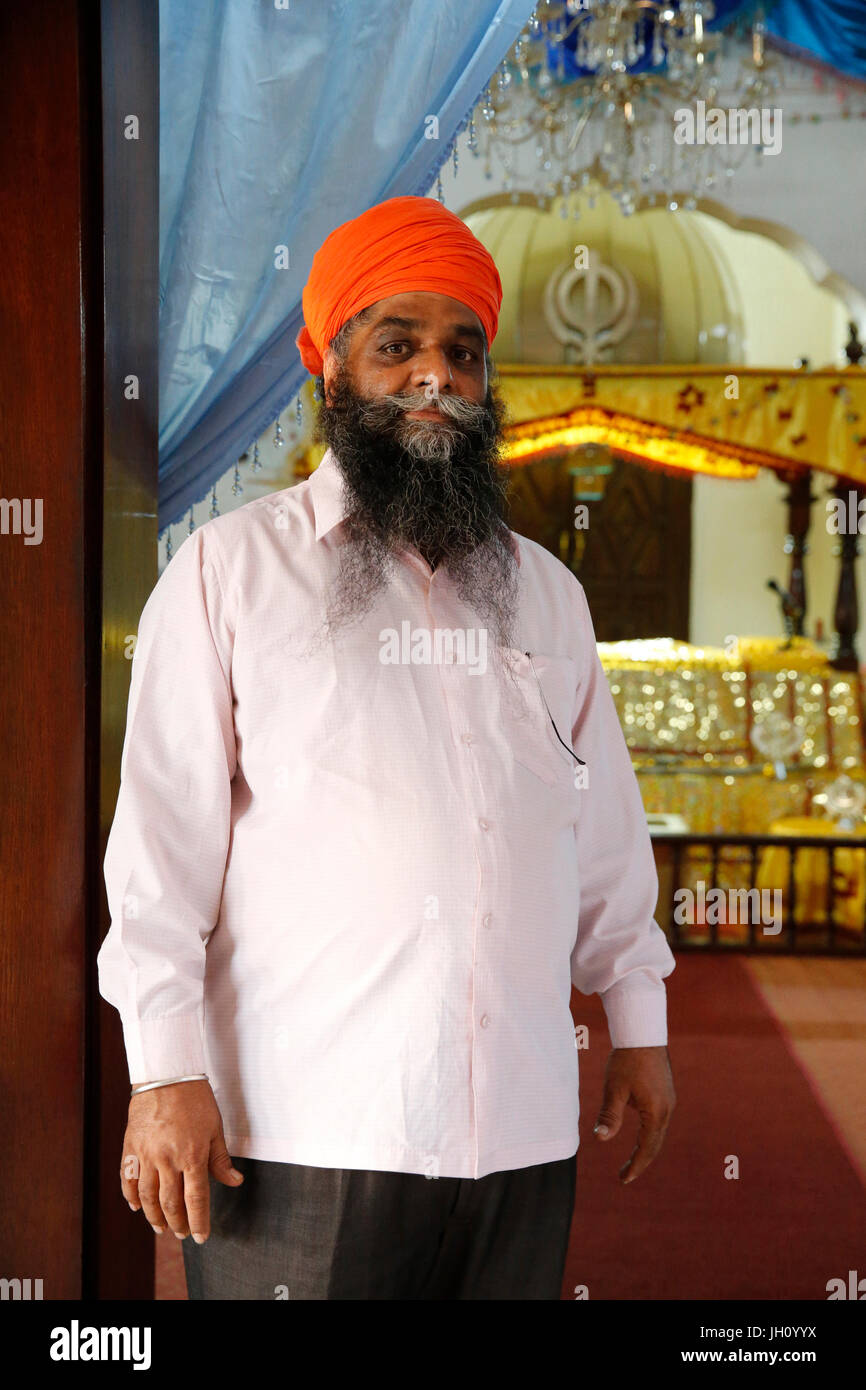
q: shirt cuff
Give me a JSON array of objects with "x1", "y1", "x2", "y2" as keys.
[
  {"x1": 601, "y1": 980, "x2": 668, "y2": 1048},
  {"x1": 121, "y1": 1009, "x2": 207, "y2": 1085}
]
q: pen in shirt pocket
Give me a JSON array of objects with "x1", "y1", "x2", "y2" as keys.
[{"x1": 525, "y1": 652, "x2": 586, "y2": 766}]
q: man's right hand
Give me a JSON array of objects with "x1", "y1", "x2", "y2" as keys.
[{"x1": 120, "y1": 1079, "x2": 244, "y2": 1243}]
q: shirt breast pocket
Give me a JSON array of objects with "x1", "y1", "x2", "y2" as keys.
[{"x1": 499, "y1": 649, "x2": 580, "y2": 789}]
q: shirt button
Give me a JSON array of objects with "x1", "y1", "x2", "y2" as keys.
[
  {"x1": 482, "y1": 913, "x2": 493, "y2": 929},
  {"x1": 478, "y1": 818, "x2": 490, "y2": 831},
  {"x1": 480, "y1": 1014, "x2": 491, "y2": 1028},
  {"x1": 462, "y1": 732, "x2": 473, "y2": 745}
]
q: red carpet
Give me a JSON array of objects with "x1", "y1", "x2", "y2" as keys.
[
  {"x1": 562, "y1": 955, "x2": 866, "y2": 1300},
  {"x1": 158, "y1": 954, "x2": 866, "y2": 1300}
]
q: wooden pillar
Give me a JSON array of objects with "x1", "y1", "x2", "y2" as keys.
[
  {"x1": 779, "y1": 469, "x2": 816, "y2": 638},
  {"x1": 830, "y1": 481, "x2": 862, "y2": 672},
  {"x1": 0, "y1": 0, "x2": 157, "y2": 1299}
]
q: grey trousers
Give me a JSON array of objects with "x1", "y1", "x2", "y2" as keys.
[{"x1": 182, "y1": 1152, "x2": 577, "y2": 1300}]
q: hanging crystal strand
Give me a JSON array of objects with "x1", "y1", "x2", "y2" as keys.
[
  {"x1": 467, "y1": 111, "x2": 478, "y2": 156},
  {"x1": 503, "y1": 156, "x2": 514, "y2": 196},
  {"x1": 452, "y1": 139, "x2": 459, "y2": 177},
  {"x1": 686, "y1": 138, "x2": 702, "y2": 209},
  {"x1": 209, "y1": 483, "x2": 220, "y2": 519},
  {"x1": 273, "y1": 416, "x2": 284, "y2": 450},
  {"x1": 165, "y1": 528, "x2": 173, "y2": 563},
  {"x1": 312, "y1": 380, "x2": 322, "y2": 403},
  {"x1": 232, "y1": 459, "x2": 243, "y2": 496},
  {"x1": 542, "y1": 125, "x2": 556, "y2": 196},
  {"x1": 435, "y1": 166, "x2": 444, "y2": 203},
  {"x1": 556, "y1": 14, "x2": 567, "y2": 82},
  {"x1": 187, "y1": 505, "x2": 195, "y2": 536},
  {"x1": 296, "y1": 393, "x2": 303, "y2": 425},
  {"x1": 651, "y1": 14, "x2": 665, "y2": 67},
  {"x1": 251, "y1": 439, "x2": 262, "y2": 473}
]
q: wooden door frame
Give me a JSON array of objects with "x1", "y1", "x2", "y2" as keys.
[{"x1": 0, "y1": 0, "x2": 158, "y2": 1301}]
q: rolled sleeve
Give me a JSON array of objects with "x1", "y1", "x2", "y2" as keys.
[
  {"x1": 567, "y1": 580, "x2": 675, "y2": 1048},
  {"x1": 98, "y1": 526, "x2": 237, "y2": 1082}
]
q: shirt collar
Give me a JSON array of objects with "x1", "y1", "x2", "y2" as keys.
[
  {"x1": 309, "y1": 447, "x2": 347, "y2": 543},
  {"x1": 308, "y1": 446, "x2": 521, "y2": 566}
]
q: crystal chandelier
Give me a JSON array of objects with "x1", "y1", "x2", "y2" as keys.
[{"x1": 473, "y1": 1, "x2": 781, "y2": 215}]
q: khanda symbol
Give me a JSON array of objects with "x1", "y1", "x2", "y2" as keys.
[{"x1": 543, "y1": 257, "x2": 638, "y2": 365}]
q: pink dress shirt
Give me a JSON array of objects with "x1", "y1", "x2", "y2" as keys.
[{"x1": 99, "y1": 447, "x2": 675, "y2": 1179}]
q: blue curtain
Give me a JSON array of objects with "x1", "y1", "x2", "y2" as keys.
[
  {"x1": 158, "y1": 0, "x2": 536, "y2": 531},
  {"x1": 767, "y1": 0, "x2": 866, "y2": 81}
]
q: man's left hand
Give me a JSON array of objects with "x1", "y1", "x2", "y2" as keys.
[{"x1": 593, "y1": 1045, "x2": 675, "y2": 1185}]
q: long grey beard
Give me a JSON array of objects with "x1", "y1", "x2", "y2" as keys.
[{"x1": 305, "y1": 370, "x2": 522, "y2": 669}]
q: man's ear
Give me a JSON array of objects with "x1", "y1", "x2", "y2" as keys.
[{"x1": 321, "y1": 347, "x2": 338, "y2": 406}]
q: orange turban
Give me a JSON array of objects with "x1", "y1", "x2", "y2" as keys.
[{"x1": 295, "y1": 195, "x2": 502, "y2": 375}]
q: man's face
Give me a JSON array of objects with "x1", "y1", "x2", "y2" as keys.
[
  {"x1": 311, "y1": 289, "x2": 519, "y2": 654},
  {"x1": 322, "y1": 289, "x2": 489, "y2": 418}
]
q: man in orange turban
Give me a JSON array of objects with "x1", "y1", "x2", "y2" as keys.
[{"x1": 115, "y1": 193, "x2": 675, "y2": 1306}]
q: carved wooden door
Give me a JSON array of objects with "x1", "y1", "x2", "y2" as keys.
[{"x1": 506, "y1": 454, "x2": 692, "y2": 641}]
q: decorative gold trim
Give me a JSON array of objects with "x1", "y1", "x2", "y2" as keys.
[{"x1": 504, "y1": 404, "x2": 772, "y2": 480}]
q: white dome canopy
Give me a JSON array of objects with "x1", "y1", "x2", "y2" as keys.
[{"x1": 461, "y1": 192, "x2": 849, "y2": 369}]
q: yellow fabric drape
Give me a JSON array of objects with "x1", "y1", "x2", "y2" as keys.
[
  {"x1": 496, "y1": 365, "x2": 866, "y2": 484},
  {"x1": 756, "y1": 817, "x2": 866, "y2": 935}
]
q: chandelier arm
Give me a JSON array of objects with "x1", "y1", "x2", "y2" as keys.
[{"x1": 567, "y1": 88, "x2": 603, "y2": 153}]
